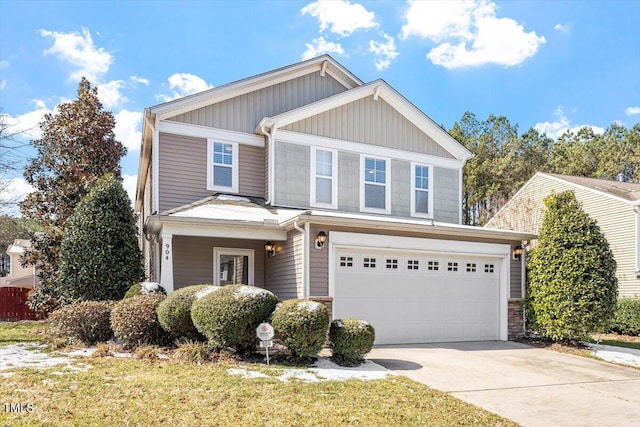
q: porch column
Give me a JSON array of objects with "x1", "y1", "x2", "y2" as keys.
[{"x1": 160, "y1": 233, "x2": 174, "y2": 293}]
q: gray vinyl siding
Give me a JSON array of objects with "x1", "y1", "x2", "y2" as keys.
[
  {"x1": 273, "y1": 142, "x2": 310, "y2": 207},
  {"x1": 158, "y1": 132, "x2": 264, "y2": 212},
  {"x1": 264, "y1": 230, "x2": 303, "y2": 300},
  {"x1": 283, "y1": 97, "x2": 455, "y2": 159},
  {"x1": 433, "y1": 167, "x2": 460, "y2": 223},
  {"x1": 172, "y1": 236, "x2": 265, "y2": 290},
  {"x1": 510, "y1": 252, "x2": 523, "y2": 299},
  {"x1": 309, "y1": 225, "x2": 329, "y2": 296},
  {"x1": 488, "y1": 174, "x2": 639, "y2": 298},
  {"x1": 391, "y1": 160, "x2": 410, "y2": 217},
  {"x1": 337, "y1": 152, "x2": 360, "y2": 212},
  {"x1": 167, "y1": 73, "x2": 347, "y2": 133}
]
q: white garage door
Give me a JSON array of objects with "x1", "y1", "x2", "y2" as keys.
[{"x1": 333, "y1": 248, "x2": 502, "y2": 345}]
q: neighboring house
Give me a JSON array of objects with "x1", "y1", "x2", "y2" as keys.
[
  {"x1": 0, "y1": 239, "x2": 38, "y2": 288},
  {"x1": 486, "y1": 172, "x2": 640, "y2": 298},
  {"x1": 135, "y1": 55, "x2": 535, "y2": 345}
]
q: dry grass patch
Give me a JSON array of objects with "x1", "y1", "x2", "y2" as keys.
[
  {"x1": 0, "y1": 321, "x2": 47, "y2": 346},
  {"x1": 0, "y1": 356, "x2": 516, "y2": 426}
]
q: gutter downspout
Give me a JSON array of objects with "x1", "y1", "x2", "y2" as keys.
[
  {"x1": 521, "y1": 240, "x2": 528, "y2": 336},
  {"x1": 293, "y1": 221, "x2": 307, "y2": 299},
  {"x1": 258, "y1": 121, "x2": 276, "y2": 205}
]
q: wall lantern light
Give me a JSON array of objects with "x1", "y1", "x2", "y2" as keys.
[
  {"x1": 315, "y1": 231, "x2": 327, "y2": 250},
  {"x1": 265, "y1": 241, "x2": 276, "y2": 257},
  {"x1": 512, "y1": 245, "x2": 524, "y2": 261}
]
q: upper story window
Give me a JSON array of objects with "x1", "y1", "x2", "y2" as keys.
[
  {"x1": 311, "y1": 148, "x2": 337, "y2": 209},
  {"x1": 207, "y1": 139, "x2": 239, "y2": 193},
  {"x1": 361, "y1": 155, "x2": 391, "y2": 214},
  {"x1": 411, "y1": 163, "x2": 433, "y2": 218}
]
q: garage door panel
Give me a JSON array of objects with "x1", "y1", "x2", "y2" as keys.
[{"x1": 335, "y1": 249, "x2": 501, "y2": 345}]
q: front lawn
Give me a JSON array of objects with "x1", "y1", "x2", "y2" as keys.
[
  {"x1": 589, "y1": 333, "x2": 640, "y2": 351},
  {"x1": 0, "y1": 322, "x2": 516, "y2": 427},
  {"x1": 0, "y1": 320, "x2": 46, "y2": 345}
]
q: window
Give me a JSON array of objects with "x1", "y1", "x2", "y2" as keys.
[
  {"x1": 484, "y1": 263, "x2": 495, "y2": 273},
  {"x1": 411, "y1": 163, "x2": 433, "y2": 218},
  {"x1": 407, "y1": 259, "x2": 420, "y2": 270},
  {"x1": 339, "y1": 256, "x2": 354, "y2": 268},
  {"x1": 213, "y1": 248, "x2": 254, "y2": 286},
  {"x1": 466, "y1": 262, "x2": 477, "y2": 273},
  {"x1": 447, "y1": 261, "x2": 459, "y2": 272},
  {"x1": 361, "y1": 156, "x2": 390, "y2": 213},
  {"x1": 427, "y1": 260, "x2": 439, "y2": 271},
  {"x1": 311, "y1": 148, "x2": 337, "y2": 209},
  {"x1": 363, "y1": 257, "x2": 377, "y2": 268},
  {"x1": 207, "y1": 139, "x2": 239, "y2": 192},
  {"x1": 385, "y1": 258, "x2": 399, "y2": 269}
]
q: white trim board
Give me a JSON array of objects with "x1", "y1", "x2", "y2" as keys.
[
  {"x1": 158, "y1": 121, "x2": 264, "y2": 147},
  {"x1": 276, "y1": 130, "x2": 463, "y2": 170}
]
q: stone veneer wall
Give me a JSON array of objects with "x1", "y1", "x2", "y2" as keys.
[{"x1": 508, "y1": 299, "x2": 525, "y2": 339}]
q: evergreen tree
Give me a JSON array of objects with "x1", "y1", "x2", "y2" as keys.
[
  {"x1": 58, "y1": 174, "x2": 144, "y2": 302},
  {"x1": 20, "y1": 78, "x2": 126, "y2": 312},
  {"x1": 527, "y1": 190, "x2": 618, "y2": 341}
]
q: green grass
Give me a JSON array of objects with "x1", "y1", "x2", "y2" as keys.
[
  {"x1": 588, "y1": 335, "x2": 640, "y2": 351},
  {"x1": 0, "y1": 322, "x2": 516, "y2": 427},
  {"x1": 0, "y1": 321, "x2": 46, "y2": 345}
]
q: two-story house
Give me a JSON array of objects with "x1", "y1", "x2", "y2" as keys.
[{"x1": 135, "y1": 56, "x2": 535, "y2": 345}]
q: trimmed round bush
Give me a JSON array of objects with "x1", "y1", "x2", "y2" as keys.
[
  {"x1": 124, "y1": 282, "x2": 166, "y2": 299},
  {"x1": 329, "y1": 318, "x2": 375, "y2": 366},
  {"x1": 110, "y1": 294, "x2": 169, "y2": 349},
  {"x1": 609, "y1": 298, "x2": 640, "y2": 336},
  {"x1": 271, "y1": 299, "x2": 329, "y2": 358},
  {"x1": 48, "y1": 300, "x2": 115, "y2": 345},
  {"x1": 191, "y1": 285, "x2": 279, "y2": 352},
  {"x1": 156, "y1": 285, "x2": 216, "y2": 339}
]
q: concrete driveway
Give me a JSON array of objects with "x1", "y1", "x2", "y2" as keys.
[{"x1": 368, "y1": 341, "x2": 640, "y2": 427}]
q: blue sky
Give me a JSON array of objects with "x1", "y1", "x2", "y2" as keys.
[{"x1": 1, "y1": 0, "x2": 639, "y2": 214}]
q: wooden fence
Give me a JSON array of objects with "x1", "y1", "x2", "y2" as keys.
[{"x1": 0, "y1": 287, "x2": 43, "y2": 321}]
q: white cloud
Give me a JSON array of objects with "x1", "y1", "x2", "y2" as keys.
[
  {"x1": 0, "y1": 60, "x2": 9, "y2": 68},
  {"x1": 0, "y1": 79, "x2": 6, "y2": 90},
  {"x1": 121, "y1": 174, "x2": 138, "y2": 204},
  {"x1": 534, "y1": 107, "x2": 605, "y2": 139},
  {"x1": 2, "y1": 99, "x2": 54, "y2": 140},
  {"x1": 624, "y1": 106, "x2": 640, "y2": 116},
  {"x1": 40, "y1": 27, "x2": 113, "y2": 82},
  {"x1": 156, "y1": 73, "x2": 213, "y2": 102},
  {"x1": 0, "y1": 178, "x2": 35, "y2": 216},
  {"x1": 301, "y1": 0, "x2": 378, "y2": 36},
  {"x1": 114, "y1": 110, "x2": 142, "y2": 152},
  {"x1": 97, "y1": 80, "x2": 127, "y2": 109},
  {"x1": 369, "y1": 33, "x2": 399, "y2": 71},
  {"x1": 401, "y1": 0, "x2": 545, "y2": 69},
  {"x1": 130, "y1": 75, "x2": 150, "y2": 86},
  {"x1": 554, "y1": 23, "x2": 571, "y2": 33},
  {"x1": 302, "y1": 37, "x2": 346, "y2": 61}
]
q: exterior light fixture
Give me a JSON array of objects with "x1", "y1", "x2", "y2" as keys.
[
  {"x1": 315, "y1": 231, "x2": 327, "y2": 249},
  {"x1": 512, "y1": 245, "x2": 524, "y2": 261},
  {"x1": 265, "y1": 241, "x2": 275, "y2": 257}
]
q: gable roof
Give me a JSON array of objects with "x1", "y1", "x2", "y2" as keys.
[
  {"x1": 148, "y1": 55, "x2": 363, "y2": 121},
  {"x1": 542, "y1": 173, "x2": 640, "y2": 203},
  {"x1": 257, "y1": 79, "x2": 473, "y2": 162}
]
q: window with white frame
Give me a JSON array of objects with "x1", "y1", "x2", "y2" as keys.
[
  {"x1": 311, "y1": 148, "x2": 337, "y2": 208},
  {"x1": 207, "y1": 139, "x2": 239, "y2": 192},
  {"x1": 213, "y1": 248, "x2": 254, "y2": 286},
  {"x1": 361, "y1": 156, "x2": 390, "y2": 213},
  {"x1": 411, "y1": 163, "x2": 433, "y2": 218}
]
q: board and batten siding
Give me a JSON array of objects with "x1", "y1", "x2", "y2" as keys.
[
  {"x1": 264, "y1": 230, "x2": 303, "y2": 300},
  {"x1": 167, "y1": 73, "x2": 347, "y2": 133},
  {"x1": 273, "y1": 141, "x2": 460, "y2": 223},
  {"x1": 282, "y1": 96, "x2": 455, "y2": 159},
  {"x1": 489, "y1": 174, "x2": 639, "y2": 298},
  {"x1": 171, "y1": 236, "x2": 265, "y2": 290},
  {"x1": 158, "y1": 132, "x2": 264, "y2": 212}
]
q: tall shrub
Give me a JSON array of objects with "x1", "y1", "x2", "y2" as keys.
[
  {"x1": 58, "y1": 174, "x2": 144, "y2": 302},
  {"x1": 527, "y1": 190, "x2": 618, "y2": 341}
]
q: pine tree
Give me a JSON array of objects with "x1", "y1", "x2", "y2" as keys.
[
  {"x1": 527, "y1": 190, "x2": 618, "y2": 341},
  {"x1": 58, "y1": 174, "x2": 144, "y2": 302},
  {"x1": 20, "y1": 78, "x2": 126, "y2": 312}
]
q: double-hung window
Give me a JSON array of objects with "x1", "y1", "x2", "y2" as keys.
[
  {"x1": 207, "y1": 139, "x2": 239, "y2": 193},
  {"x1": 411, "y1": 163, "x2": 433, "y2": 218},
  {"x1": 311, "y1": 148, "x2": 337, "y2": 209},
  {"x1": 361, "y1": 155, "x2": 390, "y2": 213}
]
